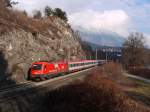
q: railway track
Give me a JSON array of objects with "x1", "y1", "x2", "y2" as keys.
[
  {"x1": 0, "y1": 67, "x2": 94, "y2": 103},
  {"x1": 0, "y1": 82, "x2": 33, "y2": 92}
]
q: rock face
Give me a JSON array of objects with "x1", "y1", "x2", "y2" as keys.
[{"x1": 0, "y1": 17, "x2": 85, "y2": 83}]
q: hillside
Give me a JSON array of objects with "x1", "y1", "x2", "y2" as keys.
[
  {"x1": 35, "y1": 63, "x2": 150, "y2": 112},
  {"x1": 0, "y1": 1, "x2": 85, "y2": 85}
]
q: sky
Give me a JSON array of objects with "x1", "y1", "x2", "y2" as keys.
[{"x1": 14, "y1": 0, "x2": 150, "y2": 46}]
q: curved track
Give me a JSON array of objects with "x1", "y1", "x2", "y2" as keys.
[{"x1": 0, "y1": 67, "x2": 94, "y2": 103}]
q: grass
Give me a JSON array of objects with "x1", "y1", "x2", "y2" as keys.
[
  {"x1": 124, "y1": 78, "x2": 150, "y2": 107},
  {"x1": 102, "y1": 62, "x2": 150, "y2": 107},
  {"x1": 102, "y1": 63, "x2": 150, "y2": 104},
  {"x1": 39, "y1": 63, "x2": 150, "y2": 112}
]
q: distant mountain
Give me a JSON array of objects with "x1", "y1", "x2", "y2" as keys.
[
  {"x1": 79, "y1": 30, "x2": 125, "y2": 47},
  {"x1": 84, "y1": 41, "x2": 122, "y2": 50},
  {"x1": 83, "y1": 41, "x2": 122, "y2": 55}
]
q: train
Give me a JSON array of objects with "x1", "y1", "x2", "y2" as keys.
[{"x1": 28, "y1": 60, "x2": 106, "y2": 80}]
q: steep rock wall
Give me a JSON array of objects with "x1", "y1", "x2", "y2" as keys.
[{"x1": 0, "y1": 18, "x2": 85, "y2": 83}]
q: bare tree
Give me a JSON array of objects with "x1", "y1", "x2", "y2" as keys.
[{"x1": 122, "y1": 32, "x2": 147, "y2": 69}]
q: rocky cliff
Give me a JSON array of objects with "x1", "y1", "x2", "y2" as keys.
[{"x1": 0, "y1": 2, "x2": 85, "y2": 84}]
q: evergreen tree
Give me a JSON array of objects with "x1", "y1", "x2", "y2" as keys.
[
  {"x1": 44, "y1": 6, "x2": 53, "y2": 17},
  {"x1": 53, "y1": 8, "x2": 68, "y2": 22}
]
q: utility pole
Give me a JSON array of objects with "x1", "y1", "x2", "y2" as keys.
[
  {"x1": 96, "y1": 49, "x2": 98, "y2": 60},
  {"x1": 106, "y1": 51, "x2": 108, "y2": 61}
]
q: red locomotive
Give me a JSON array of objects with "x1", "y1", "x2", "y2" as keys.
[{"x1": 29, "y1": 60, "x2": 102, "y2": 80}]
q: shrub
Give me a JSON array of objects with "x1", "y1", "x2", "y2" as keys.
[{"x1": 41, "y1": 70, "x2": 150, "y2": 112}]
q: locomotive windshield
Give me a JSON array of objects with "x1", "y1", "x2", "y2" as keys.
[{"x1": 32, "y1": 64, "x2": 42, "y2": 70}]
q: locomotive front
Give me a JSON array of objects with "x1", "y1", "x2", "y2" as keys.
[
  {"x1": 29, "y1": 61, "x2": 68, "y2": 80},
  {"x1": 30, "y1": 62, "x2": 46, "y2": 79}
]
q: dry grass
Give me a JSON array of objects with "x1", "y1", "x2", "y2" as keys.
[
  {"x1": 124, "y1": 78, "x2": 150, "y2": 107},
  {"x1": 102, "y1": 62, "x2": 123, "y2": 80},
  {"x1": 102, "y1": 62, "x2": 150, "y2": 107},
  {"x1": 99, "y1": 62, "x2": 137, "y2": 88},
  {"x1": 40, "y1": 65, "x2": 150, "y2": 112},
  {"x1": 0, "y1": 1, "x2": 65, "y2": 37}
]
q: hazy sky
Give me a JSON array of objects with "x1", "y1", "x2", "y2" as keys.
[{"x1": 14, "y1": 0, "x2": 150, "y2": 46}]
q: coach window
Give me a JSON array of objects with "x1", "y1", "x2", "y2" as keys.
[
  {"x1": 70, "y1": 64, "x2": 73, "y2": 67},
  {"x1": 72, "y1": 64, "x2": 74, "y2": 67}
]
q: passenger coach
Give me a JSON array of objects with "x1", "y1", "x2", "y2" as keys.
[{"x1": 29, "y1": 60, "x2": 100, "y2": 80}]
